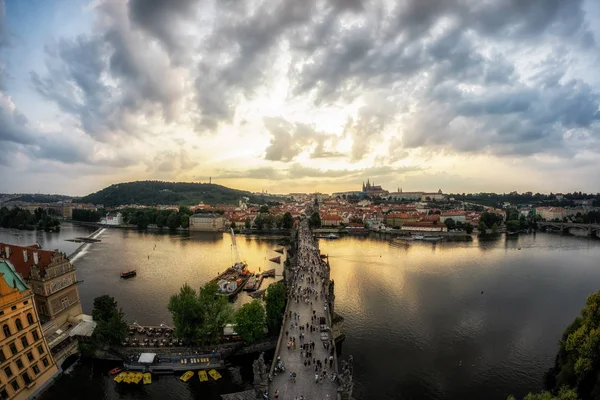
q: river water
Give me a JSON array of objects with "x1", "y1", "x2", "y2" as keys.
[{"x1": 1, "y1": 224, "x2": 600, "y2": 400}]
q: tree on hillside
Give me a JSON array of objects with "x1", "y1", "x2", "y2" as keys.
[
  {"x1": 136, "y1": 211, "x2": 149, "y2": 229},
  {"x1": 245, "y1": 218, "x2": 251, "y2": 229},
  {"x1": 259, "y1": 205, "x2": 270, "y2": 213},
  {"x1": 265, "y1": 282, "x2": 287, "y2": 334},
  {"x1": 156, "y1": 214, "x2": 166, "y2": 228},
  {"x1": 167, "y1": 212, "x2": 181, "y2": 230},
  {"x1": 282, "y1": 212, "x2": 294, "y2": 229},
  {"x1": 235, "y1": 300, "x2": 266, "y2": 343},
  {"x1": 168, "y1": 284, "x2": 201, "y2": 343}
]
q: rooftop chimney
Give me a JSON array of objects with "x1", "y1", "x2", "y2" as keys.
[
  {"x1": 33, "y1": 252, "x2": 39, "y2": 265},
  {"x1": 23, "y1": 250, "x2": 28, "y2": 263}
]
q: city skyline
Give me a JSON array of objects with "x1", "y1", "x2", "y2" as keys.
[{"x1": 1, "y1": 0, "x2": 600, "y2": 196}]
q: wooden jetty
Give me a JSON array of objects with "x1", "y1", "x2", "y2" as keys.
[{"x1": 66, "y1": 237, "x2": 102, "y2": 243}]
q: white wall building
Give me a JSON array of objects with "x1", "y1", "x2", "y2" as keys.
[{"x1": 102, "y1": 212, "x2": 123, "y2": 226}]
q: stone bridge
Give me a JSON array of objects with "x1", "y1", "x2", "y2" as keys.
[
  {"x1": 266, "y1": 220, "x2": 353, "y2": 400},
  {"x1": 538, "y1": 222, "x2": 600, "y2": 237}
]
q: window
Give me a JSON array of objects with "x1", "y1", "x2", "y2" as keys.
[
  {"x1": 9, "y1": 343, "x2": 17, "y2": 356},
  {"x1": 32, "y1": 364, "x2": 39, "y2": 375},
  {"x1": 39, "y1": 304, "x2": 47, "y2": 315},
  {"x1": 0, "y1": 348, "x2": 5, "y2": 363},
  {"x1": 37, "y1": 345, "x2": 44, "y2": 356},
  {"x1": 3, "y1": 366, "x2": 12, "y2": 378},
  {"x1": 15, "y1": 319, "x2": 22, "y2": 332},
  {"x1": 20, "y1": 337, "x2": 28, "y2": 348},
  {"x1": 10, "y1": 380, "x2": 18, "y2": 391},
  {"x1": 0, "y1": 311, "x2": 4, "y2": 316},
  {"x1": 26, "y1": 352, "x2": 33, "y2": 362},
  {"x1": 2, "y1": 325, "x2": 10, "y2": 338},
  {"x1": 0, "y1": 387, "x2": 8, "y2": 400},
  {"x1": 10, "y1": 306, "x2": 15, "y2": 311},
  {"x1": 21, "y1": 372, "x2": 31, "y2": 385},
  {"x1": 61, "y1": 297, "x2": 69, "y2": 309},
  {"x1": 41, "y1": 357, "x2": 49, "y2": 368},
  {"x1": 15, "y1": 359, "x2": 23, "y2": 370},
  {"x1": 31, "y1": 330, "x2": 39, "y2": 341},
  {"x1": 23, "y1": 301, "x2": 28, "y2": 305},
  {"x1": 26, "y1": 313, "x2": 34, "y2": 325}
]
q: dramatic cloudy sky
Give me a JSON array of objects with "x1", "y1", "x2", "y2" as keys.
[{"x1": 1, "y1": 0, "x2": 600, "y2": 196}]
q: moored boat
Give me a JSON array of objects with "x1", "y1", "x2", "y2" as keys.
[
  {"x1": 131, "y1": 372, "x2": 143, "y2": 384},
  {"x1": 143, "y1": 372, "x2": 152, "y2": 385},
  {"x1": 208, "y1": 369, "x2": 222, "y2": 381},
  {"x1": 123, "y1": 372, "x2": 132, "y2": 384},
  {"x1": 180, "y1": 371, "x2": 194, "y2": 382},
  {"x1": 109, "y1": 367, "x2": 123, "y2": 375},
  {"x1": 113, "y1": 372, "x2": 126, "y2": 383},
  {"x1": 121, "y1": 270, "x2": 136, "y2": 279},
  {"x1": 198, "y1": 370, "x2": 208, "y2": 382}
]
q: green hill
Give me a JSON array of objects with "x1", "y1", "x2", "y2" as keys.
[{"x1": 80, "y1": 181, "x2": 270, "y2": 207}]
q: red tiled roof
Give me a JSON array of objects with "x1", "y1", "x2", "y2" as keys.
[{"x1": 0, "y1": 242, "x2": 58, "y2": 279}]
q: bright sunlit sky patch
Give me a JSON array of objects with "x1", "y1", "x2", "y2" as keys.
[{"x1": 1, "y1": 0, "x2": 600, "y2": 196}]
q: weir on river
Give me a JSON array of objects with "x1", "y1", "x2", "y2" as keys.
[{"x1": 268, "y1": 219, "x2": 353, "y2": 400}]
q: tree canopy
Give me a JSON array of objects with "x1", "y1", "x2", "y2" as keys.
[
  {"x1": 543, "y1": 291, "x2": 600, "y2": 399},
  {"x1": 80, "y1": 180, "x2": 275, "y2": 206},
  {"x1": 282, "y1": 212, "x2": 294, "y2": 229},
  {"x1": 0, "y1": 207, "x2": 60, "y2": 231},
  {"x1": 235, "y1": 300, "x2": 266, "y2": 343},
  {"x1": 168, "y1": 282, "x2": 234, "y2": 344},
  {"x1": 309, "y1": 212, "x2": 321, "y2": 228},
  {"x1": 91, "y1": 295, "x2": 128, "y2": 346},
  {"x1": 265, "y1": 282, "x2": 287, "y2": 334}
]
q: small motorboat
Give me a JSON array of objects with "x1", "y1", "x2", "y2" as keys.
[
  {"x1": 198, "y1": 370, "x2": 208, "y2": 382},
  {"x1": 121, "y1": 270, "x2": 137, "y2": 279},
  {"x1": 180, "y1": 371, "x2": 194, "y2": 382},
  {"x1": 109, "y1": 367, "x2": 123, "y2": 375},
  {"x1": 123, "y1": 373, "x2": 132, "y2": 384},
  {"x1": 143, "y1": 372, "x2": 152, "y2": 385},
  {"x1": 325, "y1": 233, "x2": 339, "y2": 239},
  {"x1": 208, "y1": 369, "x2": 222, "y2": 381},
  {"x1": 113, "y1": 372, "x2": 126, "y2": 383}
]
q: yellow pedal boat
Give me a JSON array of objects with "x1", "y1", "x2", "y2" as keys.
[
  {"x1": 143, "y1": 372, "x2": 151, "y2": 385},
  {"x1": 180, "y1": 371, "x2": 194, "y2": 382},
  {"x1": 113, "y1": 372, "x2": 126, "y2": 383},
  {"x1": 208, "y1": 369, "x2": 222, "y2": 381},
  {"x1": 131, "y1": 372, "x2": 143, "y2": 384},
  {"x1": 123, "y1": 372, "x2": 132, "y2": 384},
  {"x1": 198, "y1": 370, "x2": 208, "y2": 382}
]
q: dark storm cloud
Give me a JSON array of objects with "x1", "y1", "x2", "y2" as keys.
[
  {"x1": 127, "y1": 0, "x2": 198, "y2": 62},
  {"x1": 31, "y1": 0, "x2": 184, "y2": 141},
  {"x1": 30, "y1": 0, "x2": 600, "y2": 161}
]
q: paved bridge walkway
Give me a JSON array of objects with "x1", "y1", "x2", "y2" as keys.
[{"x1": 270, "y1": 220, "x2": 337, "y2": 400}]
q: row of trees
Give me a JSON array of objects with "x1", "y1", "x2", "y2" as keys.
[
  {"x1": 0, "y1": 207, "x2": 60, "y2": 231},
  {"x1": 443, "y1": 218, "x2": 474, "y2": 234},
  {"x1": 72, "y1": 209, "x2": 103, "y2": 222},
  {"x1": 168, "y1": 281, "x2": 287, "y2": 344},
  {"x1": 251, "y1": 212, "x2": 295, "y2": 231}
]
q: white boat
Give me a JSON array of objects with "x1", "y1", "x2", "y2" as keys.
[
  {"x1": 326, "y1": 233, "x2": 339, "y2": 239},
  {"x1": 413, "y1": 235, "x2": 425, "y2": 240}
]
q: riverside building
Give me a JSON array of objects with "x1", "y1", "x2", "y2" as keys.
[{"x1": 0, "y1": 260, "x2": 59, "y2": 399}]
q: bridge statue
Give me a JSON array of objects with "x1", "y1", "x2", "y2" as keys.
[{"x1": 252, "y1": 352, "x2": 269, "y2": 398}]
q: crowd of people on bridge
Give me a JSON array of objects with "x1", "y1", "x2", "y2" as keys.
[{"x1": 270, "y1": 219, "x2": 338, "y2": 399}]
